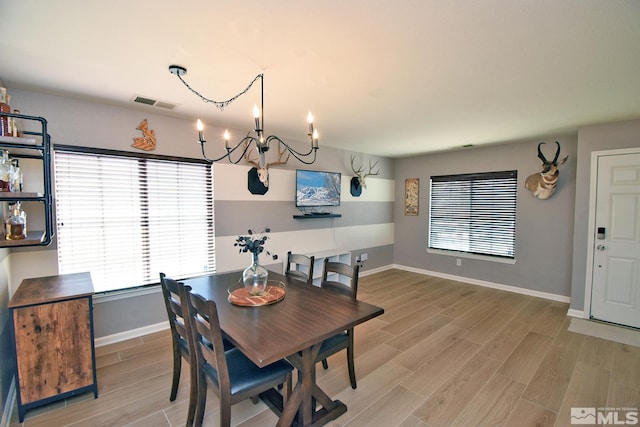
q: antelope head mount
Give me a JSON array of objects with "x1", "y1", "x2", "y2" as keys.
[
  {"x1": 525, "y1": 141, "x2": 568, "y2": 200},
  {"x1": 244, "y1": 141, "x2": 290, "y2": 192},
  {"x1": 350, "y1": 154, "x2": 380, "y2": 196}
]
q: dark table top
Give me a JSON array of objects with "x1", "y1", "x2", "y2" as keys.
[{"x1": 183, "y1": 270, "x2": 384, "y2": 367}]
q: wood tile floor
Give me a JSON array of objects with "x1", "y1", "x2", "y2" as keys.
[{"x1": 10, "y1": 269, "x2": 640, "y2": 426}]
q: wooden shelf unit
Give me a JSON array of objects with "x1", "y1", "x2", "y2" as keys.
[{"x1": 0, "y1": 112, "x2": 54, "y2": 248}]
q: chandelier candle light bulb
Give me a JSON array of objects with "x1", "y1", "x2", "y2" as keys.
[
  {"x1": 253, "y1": 105, "x2": 261, "y2": 131},
  {"x1": 196, "y1": 119, "x2": 205, "y2": 143},
  {"x1": 224, "y1": 130, "x2": 230, "y2": 150},
  {"x1": 307, "y1": 111, "x2": 314, "y2": 135}
]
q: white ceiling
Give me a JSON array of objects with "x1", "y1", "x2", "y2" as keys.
[{"x1": 1, "y1": 1, "x2": 639, "y2": 158}]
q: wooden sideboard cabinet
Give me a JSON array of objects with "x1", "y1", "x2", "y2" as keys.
[{"x1": 8, "y1": 272, "x2": 98, "y2": 422}]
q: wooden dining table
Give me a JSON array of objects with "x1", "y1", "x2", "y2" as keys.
[{"x1": 183, "y1": 270, "x2": 384, "y2": 427}]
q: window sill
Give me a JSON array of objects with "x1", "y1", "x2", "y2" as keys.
[
  {"x1": 93, "y1": 285, "x2": 161, "y2": 303},
  {"x1": 427, "y1": 248, "x2": 516, "y2": 265}
]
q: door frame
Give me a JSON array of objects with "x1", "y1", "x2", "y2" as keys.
[{"x1": 583, "y1": 147, "x2": 640, "y2": 320}]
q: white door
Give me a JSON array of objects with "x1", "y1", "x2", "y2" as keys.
[{"x1": 590, "y1": 152, "x2": 640, "y2": 328}]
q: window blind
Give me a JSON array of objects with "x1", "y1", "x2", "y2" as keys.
[
  {"x1": 429, "y1": 170, "x2": 517, "y2": 259},
  {"x1": 54, "y1": 147, "x2": 215, "y2": 293}
]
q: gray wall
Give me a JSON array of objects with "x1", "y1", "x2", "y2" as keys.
[
  {"x1": 570, "y1": 117, "x2": 640, "y2": 311},
  {"x1": 3, "y1": 88, "x2": 395, "y2": 341},
  {"x1": 394, "y1": 137, "x2": 577, "y2": 297}
]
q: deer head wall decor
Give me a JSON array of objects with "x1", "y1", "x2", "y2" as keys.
[
  {"x1": 525, "y1": 141, "x2": 568, "y2": 200},
  {"x1": 350, "y1": 154, "x2": 380, "y2": 197},
  {"x1": 244, "y1": 141, "x2": 290, "y2": 194}
]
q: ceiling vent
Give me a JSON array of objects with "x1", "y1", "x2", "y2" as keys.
[
  {"x1": 132, "y1": 95, "x2": 177, "y2": 110},
  {"x1": 154, "y1": 101, "x2": 176, "y2": 109}
]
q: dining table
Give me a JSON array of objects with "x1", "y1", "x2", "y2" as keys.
[{"x1": 183, "y1": 270, "x2": 384, "y2": 427}]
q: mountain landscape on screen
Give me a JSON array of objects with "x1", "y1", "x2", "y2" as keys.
[{"x1": 295, "y1": 170, "x2": 341, "y2": 207}]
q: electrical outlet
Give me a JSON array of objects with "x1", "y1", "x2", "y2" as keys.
[
  {"x1": 356, "y1": 253, "x2": 368, "y2": 268},
  {"x1": 456, "y1": 258, "x2": 461, "y2": 266}
]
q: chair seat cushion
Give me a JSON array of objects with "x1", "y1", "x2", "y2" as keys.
[
  {"x1": 204, "y1": 348, "x2": 293, "y2": 397},
  {"x1": 316, "y1": 331, "x2": 349, "y2": 361},
  {"x1": 222, "y1": 337, "x2": 235, "y2": 351}
]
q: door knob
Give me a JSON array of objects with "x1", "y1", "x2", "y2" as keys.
[{"x1": 597, "y1": 244, "x2": 606, "y2": 251}]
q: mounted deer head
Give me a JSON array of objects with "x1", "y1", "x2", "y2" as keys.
[
  {"x1": 525, "y1": 141, "x2": 568, "y2": 200},
  {"x1": 350, "y1": 154, "x2": 380, "y2": 196},
  {"x1": 244, "y1": 141, "x2": 290, "y2": 189}
]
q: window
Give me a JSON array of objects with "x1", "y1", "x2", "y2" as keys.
[
  {"x1": 429, "y1": 170, "x2": 517, "y2": 259},
  {"x1": 54, "y1": 146, "x2": 215, "y2": 293}
]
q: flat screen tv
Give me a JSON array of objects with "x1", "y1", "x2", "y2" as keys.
[{"x1": 295, "y1": 169, "x2": 341, "y2": 208}]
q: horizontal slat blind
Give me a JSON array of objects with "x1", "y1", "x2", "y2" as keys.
[
  {"x1": 429, "y1": 170, "x2": 517, "y2": 259},
  {"x1": 54, "y1": 149, "x2": 215, "y2": 293}
]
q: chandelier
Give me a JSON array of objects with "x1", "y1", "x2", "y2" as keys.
[{"x1": 168, "y1": 65, "x2": 319, "y2": 166}]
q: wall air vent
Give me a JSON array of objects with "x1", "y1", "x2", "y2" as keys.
[{"x1": 132, "y1": 95, "x2": 177, "y2": 110}]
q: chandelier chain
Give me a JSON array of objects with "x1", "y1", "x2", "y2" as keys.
[{"x1": 176, "y1": 72, "x2": 263, "y2": 111}]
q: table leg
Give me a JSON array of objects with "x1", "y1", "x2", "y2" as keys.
[{"x1": 280, "y1": 343, "x2": 347, "y2": 427}]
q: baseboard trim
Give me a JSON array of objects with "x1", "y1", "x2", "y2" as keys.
[
  {"x1": 94, "y1": 321, "x2": 169, "y2": 348},
  {"x1": 567, "y1": 309, "x2": 585, "y2": 318},
  {"x1": 392, "y1": 264, "x2": 571, "y2": 303},
  {"x1": 359, "y1": 265, "x2": 393, "y2": 277},
  {"x1": 1, "y1": 378, "x2": 15, "y2": 427}
]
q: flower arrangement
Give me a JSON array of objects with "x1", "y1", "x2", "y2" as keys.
[{"x1": 234, "y1": 227, "x2": 278, "y2": 260}]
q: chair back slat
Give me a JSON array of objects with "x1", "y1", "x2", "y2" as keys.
[
  {"x1": 193, "y1": 316, "x2": 218, "y2": 367},
  {"x1": 160, "y1": 273, "x2": 190, "y2": 354},
  {"x1": 174, "y1": 320, "x2": 187, "y2": 340},
  {"x1": 168, "y1": 298, "x2": 182, "y2": 316},
  {"x1": 285, "y1": 251, "x2": 315, "y2": 285},
  {"x1": 321, "y1": 258, "x2": 359, "y2": 299}
]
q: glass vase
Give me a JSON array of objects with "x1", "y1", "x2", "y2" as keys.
[{"x1": 243, "y1": 252, "x2": 269, "y2": 296}]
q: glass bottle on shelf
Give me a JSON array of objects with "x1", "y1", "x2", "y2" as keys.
[
  {"x1": 0, "y1": 88, "x2": 10, "y2": 137},
  {"x1": 12, "y1": 109, "x2": 20, "y2": 137},
  {"x1": 10, "y1": 159, "x2": 22, "y2": 192},
  {"x1": 0, "y1": 150, "x2": 10, "y2": 191},
  {"x1": 5, "y1": 202, "x2": 27, "y2": 240}
]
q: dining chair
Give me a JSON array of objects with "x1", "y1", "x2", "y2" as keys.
[
  {"x1": 285, "y1": 251, "x2": 315, "y2": 285},
  {"x1": 181, "y1": 283, "x2": 293, "y2": 427},
  {"x1": 316, "y1": 258, "x2": 360, "y2": 389},
  {"x1": 159, "y1": 272, "x2": 199, "y2": 423},
  {"x1": 160, "y1": 273, "x2": 235, "y2": 421}
]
